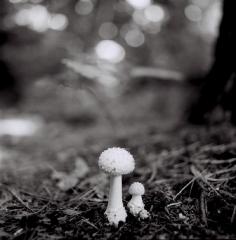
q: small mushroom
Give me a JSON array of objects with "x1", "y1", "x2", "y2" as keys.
[
  {"x1": 98, "y1": 147, "x2": 135, "y2": 227},
  {"x1": 127, "y1": 182, "x2": 150, "y2": 219}
]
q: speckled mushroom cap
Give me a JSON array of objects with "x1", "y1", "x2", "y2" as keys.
[
  {"x1": 129, "y1": 182, "x2": 145, "y2": 195},
  {"x1": 98, "y1": 147, "x2": 135, "y2": 175}
]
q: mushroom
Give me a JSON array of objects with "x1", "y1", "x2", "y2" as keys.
[
  {"x1": 127, "y1": 182, "x2": 150, "y2": 219},
  {"x1": 98, "y1": 147, "x2": 135, "y2": 227}
]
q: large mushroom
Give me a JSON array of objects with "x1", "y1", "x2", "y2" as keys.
[{"x1": 98, "y1": 147, "x2": 135, "y2": 227}]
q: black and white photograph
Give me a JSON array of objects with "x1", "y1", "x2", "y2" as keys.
[{"x1": 0, "y1": 0, "x2": 236, "y2": 239}]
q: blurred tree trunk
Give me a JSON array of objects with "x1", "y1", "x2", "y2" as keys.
[
  {"x1": 0, "y1": 0, "x2": 20, "y2": 105},
  {"x1": 188, "y1": 0, "x2": 236, "y2": 124}
]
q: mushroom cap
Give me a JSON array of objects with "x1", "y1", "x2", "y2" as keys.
[
  {"x1": 129, "y1": 182, "x2": 145, "y2": 195},
  {"x1": 98, "y1": 147, "x2": 135, "y2": 175}
]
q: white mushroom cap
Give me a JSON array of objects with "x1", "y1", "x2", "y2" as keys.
[
  {"x1": 98, "y1": 147, "x2": 135, "y2": 175},
  {"x1": 129, "y1": 182, "x2": 145, "y2": 195}
]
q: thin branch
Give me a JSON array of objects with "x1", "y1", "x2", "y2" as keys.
[
  {"x1": 200, "y1": 192, "x2": 208, "y2": 226},
  {"x1": 173, "y1": 177, "x2": 197, "y2": 200},
  {"x1": 231, "y1": 206, "x2": 236, "y2": 224},
  {"x1": 7, "y1": 188, "x2": 34, "y2": 212}
]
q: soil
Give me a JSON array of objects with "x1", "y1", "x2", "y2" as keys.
[{"x1": 0, "y1": 79, "x2": 236, "y2": 240}]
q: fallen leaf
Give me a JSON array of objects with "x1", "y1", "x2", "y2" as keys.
[
  {"x1": 57, "y1": 176, "x2": 78, "y2": 191},
  {"x1": 52, "y1": 157, "x2": 89, "y2": 191},
  {"x1": 88, "y1": 173, "x2": 108, "y2": 198},
  {"x1": 73, "y1": 157, "x2": 89, "y2": 178}
]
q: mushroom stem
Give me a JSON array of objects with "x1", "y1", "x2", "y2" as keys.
[
  {"x1": 107, "y1": 175, "x2": 123, "y2": 210},
  {"x1": 129, "y1": 195, "x2": 144, "y2": 208},
  {"x1": 105, "y1": 175, "x2": 127, "y2": 226}
]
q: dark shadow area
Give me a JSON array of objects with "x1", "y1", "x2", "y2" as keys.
[{"x1": 188, "y1": 0, "x2": 236, "y2": 125}]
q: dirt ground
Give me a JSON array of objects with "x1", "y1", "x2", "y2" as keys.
[{"x1": 0, "y1": 79, "x2": 236, "y2": 240}]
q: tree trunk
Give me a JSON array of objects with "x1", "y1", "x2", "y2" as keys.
[
  {"x1": 0, "y1": 0, "x2": 20, "y2": 106},
  {"x1": 188, "y1": 0, "x2": 236, "y2": 124}
]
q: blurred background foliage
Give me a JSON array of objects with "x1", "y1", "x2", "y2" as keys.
[
  {"x1": 2, "y1": 0, "x2": 222, "y2": 80},
  {"x1": 0, "y1": 0, "x2": 223, "y2": 133}
]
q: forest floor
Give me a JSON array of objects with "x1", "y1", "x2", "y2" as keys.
[{"x1": 0, "y1": 78, "x2": 236, "y2": 240}]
